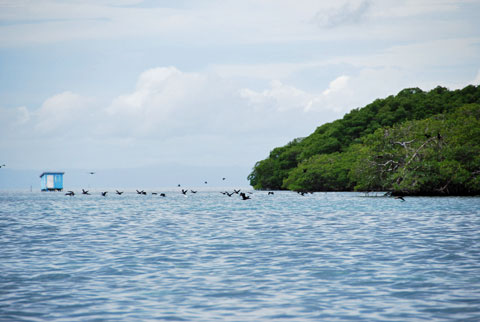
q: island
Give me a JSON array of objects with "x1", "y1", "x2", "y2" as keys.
[{"x1": 248, "y1": 85, "x2": 480, "y2": 196}]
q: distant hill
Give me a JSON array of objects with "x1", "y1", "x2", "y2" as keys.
[{"x1": 248, "y1": 85, "x2": 480, "y2": 196}]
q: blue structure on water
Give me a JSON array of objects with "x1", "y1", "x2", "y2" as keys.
[{"x1": 40, "y1": 172, "x2": 64, "y2": 191}]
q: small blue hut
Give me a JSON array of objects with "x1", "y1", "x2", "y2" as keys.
[{"x1": 40, "y1": 172, "x2": 64, "y2": 191}]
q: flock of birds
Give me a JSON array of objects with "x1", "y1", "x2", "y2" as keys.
[
  {"x1": 64, "y1": 187, "x2": 260, "y2": 200},
  {"x1": 64, "y1": 175, "x2": 263, "y2": 200},
  {"x1": 64, "y1": 188, "x2": 406, "y2": 201},
  {"x1": 0, "y1": 166, "x2": 407, "y2": 201}
]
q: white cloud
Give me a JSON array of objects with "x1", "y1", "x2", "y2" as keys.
[
  {"x1": 35, "y1": 91, "x2": 95, "y2": 135},
  {"x1": 105, "y1": 66, "x2": 220, "y2": 137},
  {"x1": 322, "y1": 75, "x2": 350, "y2": 96},
  {"x1": 473, "y1": 69, "x2": 480, "y2": 85},
  {"x1": 239, "y1": 80, "x2": 313, "y2": 112}
]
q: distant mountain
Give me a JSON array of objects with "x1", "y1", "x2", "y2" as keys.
[{"x1": 248, "y1": 85, "x2": 480, "y2": 196}]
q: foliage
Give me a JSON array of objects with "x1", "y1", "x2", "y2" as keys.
[
  {"x1": 248, "y1": 85, "x2": 480, "y2": 195},
  {"x1": 352, "y1": 104, "x2": 480, "y2": 195},
  {"x1": 282, "y1": 150, "x2": 358, "y2": 191}
]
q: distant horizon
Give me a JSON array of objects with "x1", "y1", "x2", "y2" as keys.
[{"x1": 0, "y1": 164, "x2": 252, "y2": 190}]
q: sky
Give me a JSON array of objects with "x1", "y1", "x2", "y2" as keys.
[{"x1": 1, "y1": 0, "x2": 480, "y2": 188}]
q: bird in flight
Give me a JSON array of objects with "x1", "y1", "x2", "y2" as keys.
[
  {"x1": 65, "y1": 191, "x2": 75, "y2": 196},
  {"x1": 240, "y1": 192, "x2": 250, "y2": 200},
  {"x1": 116, "y1": 190, "x2": 123, "y2": 195},
  {"x1": 101, "y1": 191, "x2": 108, "y2": 197},
  {"x1": 82, "y1": 189, "x2": 90, "y2": 195}
]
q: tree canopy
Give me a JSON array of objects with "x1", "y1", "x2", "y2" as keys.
[{"x1": 248, "y1": 85, "x2": 480, "y2": 195}]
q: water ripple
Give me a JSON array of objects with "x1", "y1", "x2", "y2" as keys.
[{"x1": 1, "y1": 191, "x2": 479, "y2": 321}]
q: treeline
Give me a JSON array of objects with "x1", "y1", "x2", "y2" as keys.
[{"x1": 248, "y1": 85, "x2": 480, "y2": 195}]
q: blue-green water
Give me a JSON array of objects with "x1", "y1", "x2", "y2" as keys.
[{"x1": 1, "y1": 190, "x2": 479, "y2": 321}]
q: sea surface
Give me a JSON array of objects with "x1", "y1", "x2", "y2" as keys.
[{"x1": 1, "y1": 190, "x2": 479, "y2": 321}]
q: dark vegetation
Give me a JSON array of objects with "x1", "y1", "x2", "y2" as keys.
[{"x1": 248, "y1": 85, "x2": 480, "y2": 195}]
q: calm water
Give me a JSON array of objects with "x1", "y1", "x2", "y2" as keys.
[{"x1": 1, "y1": 190, "x2": 479, "y2": 321}]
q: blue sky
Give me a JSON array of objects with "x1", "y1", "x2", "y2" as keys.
[{"x1": 1, "y1": 0, "x2": 480, "y2": 188}]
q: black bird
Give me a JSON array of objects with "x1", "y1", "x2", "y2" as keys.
[
  {"x1": 395, "y1": 196, "x2": 405, "y2": 202},
  {"x1": 65, "y1": 191, "x2": 75, "y2": 196},
  {"x1": 240, "y1": 192, "x2": 250, "y2": 200},
  {"x1": 222, "y1": 177, "x2": 226, "y2": 180},
  {"x1": 204, "y1": 181, "x2": 208, "y2": 184},
  {"x1": 225, "y1": 192, "x2": 233, "y2": 197},
  {"x1": 160, "y1": 193, "x2": 166, "y2": 197},
  {"x1": 0, "y1": 164, "x2": 6, "y2": 168},
  {"x1": 88, "y1": 172, "x2": 95, "y2": 175},
  {"x1": 152, "y1": 192, "x2": 158, "y2": 195},
  {"x1": 82, "y1": 189, "x2": 90, "y2": 195},
  {"x1": 181, "y1": 189, "x2": 188, "y2": 195},
  {"x1": 268, "y1": 191, "x2": 274, "y2": 195},
  {"x1": 136, "y1": 190, "x2": 146, "y2": 195},
  {"x1": 233, "y1": 189, "x2": 241, "y2": 194},
  {"x1": 101, "y1": 191, "x2": 108, "y2": 197},
  {"x1": 116, "y1": 190, "x2": 123, "y2": 195},
  {"x1": 190, "y1": 190, "x2": 197, "y2": 193},
  {"x1": 178, "y1": 184, "x2": 181, "y2": 187}
]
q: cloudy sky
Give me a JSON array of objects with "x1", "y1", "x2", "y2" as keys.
[{"x1": 1, "y1": 0, "x2": 480, "y2": 187}]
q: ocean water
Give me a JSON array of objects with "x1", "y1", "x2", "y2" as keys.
[{"x1": 1, "y1": 190, "x2": 479, "y2": 322}]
